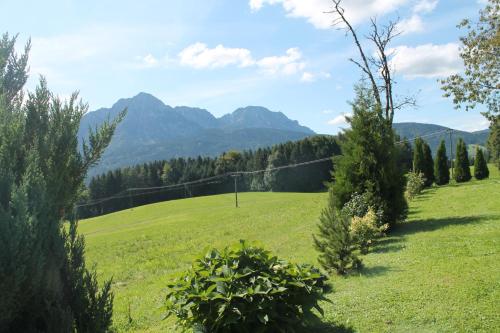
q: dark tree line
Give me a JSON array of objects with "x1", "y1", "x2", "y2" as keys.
[{"x1": 79, "y1": 135, "x2": 342, "y2": 217}]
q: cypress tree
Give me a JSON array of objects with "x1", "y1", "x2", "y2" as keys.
[
  {"x1": 330, "y1": 83, "x2": 407, "y2": 228},
  {"x1": 413, "y1": 138, "x2": 425, "y2": 173},
  {"x1": 434, "y1": 140, "x2": 450, "y2": 185},
  {"x1": 474, "y1": 146, "x2": 489, "y2": 180},
  {"x1": 454, "y1": 138, "x2": 472, "y2": 182},
  {"x1": 422, "y1": 142, "x2": 435, "y2": 186}
]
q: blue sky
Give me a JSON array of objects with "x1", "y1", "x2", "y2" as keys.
[{"x1": 1, "y1": 0, "x2": 490, "y2": 134}]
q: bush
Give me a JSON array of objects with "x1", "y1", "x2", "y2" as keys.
[
  {"x1": 405, "y1": 171, "x2": 425, "y2": 200},
  {"x1": 341, "y1": 192, "x2": 384, "y2": 221},
  {"x1": 474, "y1": 146, "x2": 489, "y2": 180},
  {"x1": 341, "y1": 192, "x2": 370, "y2": 218},
  {"x1": 164, "y1": 241, "x2": 330, "y2": 333},
  {"x1": 349, "y1": 209, "x2": 388, "y2": 254}
]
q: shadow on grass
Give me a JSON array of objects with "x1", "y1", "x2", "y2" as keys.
[
  {"x1": 299, "y1": 318, "x2": 355, "y2": 333},
  {"x1": 395, "y1": 215, "x2": 495, "y2": 236},
  {"x1": 358, "y1": 265, "x2": 395, "y2": 277},
  {"x1": 370, "y1": 236, "x2": 406, "y2": 255}
]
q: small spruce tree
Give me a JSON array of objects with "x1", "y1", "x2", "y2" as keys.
[
  {"x1": 474, "y1": 146, "x2": 489, "y2": 180},
  {"x1": 454, "y1": 138, "x2": 472, "y2": 182},
  {"x1": 422, "y1": 142, "x2": 435, "y2": 186},
  {"x1": 434, "y1": 140, "x2": 450, "y2": 185},
  {"x1": 313, "y1": 191, "x2": 361, "y2": 275}
]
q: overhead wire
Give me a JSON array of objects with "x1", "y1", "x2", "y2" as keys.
[{"x1": 77, "y1": 128, "x2": 455, "y2": 210}]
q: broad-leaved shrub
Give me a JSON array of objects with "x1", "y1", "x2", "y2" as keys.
[{"x1": 164, "y1": 241, "x2": 330, "y2": 333}]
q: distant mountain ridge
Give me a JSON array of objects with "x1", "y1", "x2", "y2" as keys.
[
  {"x1": 79, "y1": 93, "x2": 490, "y2": 178},
  {"x1": 79, "y1": 93, "x2": 315, "y2": 177},
  {"x1": 393, "y1": 122, "x2": 489, "y2": 154}
]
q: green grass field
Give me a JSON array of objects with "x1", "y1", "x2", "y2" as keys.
[{"x1": 80, "y1": 166, "x2": 500, "y2": 332}]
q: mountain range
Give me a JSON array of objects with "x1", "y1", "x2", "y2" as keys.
[
  {"x1": 78, "y1": 93, "x2": 315, "y2": 177},
  {"x1": 393, "y1": 122, "x2": 489, "y2": 154},
  {"x1": 79, "y1": 93, "x2": 489, "y2": 178}
]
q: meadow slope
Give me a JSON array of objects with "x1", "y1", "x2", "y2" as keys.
[{"x1": 80, "y1": 166, "x2": 500, "y2": 332}]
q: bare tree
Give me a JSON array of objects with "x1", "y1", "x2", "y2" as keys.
[{"x1": 329, "y1": 0, "x2": 415, "y2": 125}]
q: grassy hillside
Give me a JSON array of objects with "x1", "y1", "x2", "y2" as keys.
[{"x1": 80, "y1": 166, "x2": 500, "y2": 332}]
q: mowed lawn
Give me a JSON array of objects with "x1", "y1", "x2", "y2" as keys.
[{"x1": 80, "y1": 166, "x2": 500, "y2": 332}]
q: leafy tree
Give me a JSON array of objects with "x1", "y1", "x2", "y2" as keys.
[
  {"x1": 0, "y1": 33, "x2": 123, "y2": 332},
  {"x1": 474, "y1": 146, "x2": 490, "y2": 179},
  {"x1": 454, "y1": 138, "x2": 472, "y2": 182},
  {"x1": 331, "y1": 84, "x2": 407, "y2": 227},
  {"x1": 487, "y1": 117, "x2": 500, "y2": 169},
  {"x1": 434, "y1": 140, "x2": 450, "y2": 185},
  {"x1": 313, "y1": 191, "x2": 361, "y2": 275},
  {"x1": 441, "y1": 0, "x2": 499, "y2": 170},
  {"x1": 441, "y1": 0, "x2": 499, "y2": 117},
  {"x1": 422, "y1": 142, "x2": 435, "y2": 186}
]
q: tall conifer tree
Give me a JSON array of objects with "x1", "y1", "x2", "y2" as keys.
[
  {"x1": 422, "y1": 142, "x2": 435, "y2": 186},
  {"x1": 413, "y1": 138, "x2": 425, "y2": 174},
  {"x1": 454, "y1": 138, "x2": 472, "y2": 182},
  {"x1": 434, "y1": 140, "x2": 450, "y2": 185},
  {"x1": 474, "y1": 146, "x2": 489, "y2": 180},
  {"x1": 330, "y1": 83, "x2": 407, "y2": 227}
]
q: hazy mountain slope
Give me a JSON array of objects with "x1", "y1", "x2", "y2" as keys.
[
  {"x1": 218, "y1": 106, "x2": 315, "y2": 134},
  {"x1": 79, "y1": 93, "x2": 315, "y2": 177},
  {"x1": 393, "y1": 122, "x2": 489, "y2": 154}
]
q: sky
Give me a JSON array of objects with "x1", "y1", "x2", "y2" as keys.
[{"x1": 0, "y1": 0, "x2": 491, "y2": 134}]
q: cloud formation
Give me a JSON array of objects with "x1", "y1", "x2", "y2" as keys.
[
  {"x1": 327, "y1": 112, "x2": 352, "y2": 126},
  {"x1": 389, "y1": 43, "x2": 461, "y2": 79},
  {"x1": 301, "y1": 71, "x2": 331, "y2": 82},
  {"x1": 257, "y1": 47, "x2": 305, "y2": 75},
  {"x1": 178, "y1": 43, "x2": 254, "y2": 69},
  {"x1": 396, "y1": 0, "x2": 438, "y2": 35},
  {"x1": 250, "y1": 0, "x2": 409, "y2": 29},
  {"x1": 413, "y1": 0, "x2": 438, "y2": 13},
  {"x1": 178, "y1": 44, "x2": 315, "y2": 80}
]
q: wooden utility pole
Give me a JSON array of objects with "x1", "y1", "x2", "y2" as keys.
[
  {"x1": 232, "y1": 174, "x2": 239, "y2": 208},
  {"x1": 449, "y1": 129, "x2": 454, "y2": 179}
]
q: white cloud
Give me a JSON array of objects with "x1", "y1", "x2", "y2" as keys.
[
  {"x1": 301, "y1": 71, "x2": 331, "y2": 82},
  {"x1": 178, "y1": 44, "x2": 310, "y2": 78},
  {"x1": 257, "y1": 47, "x2": 305, "y2": 75},
  {"x1": 125, "y1": 53, "x2": 175, "y2": 70},
  {"x1": 250, "y1": 0, "x2": 409, "y2": 29},
  {"x1": 413, "y1": 0, "x2": 438, "y2": 13},
  {"x1": 396, "y1": 15, "x2": 424, "y2": 34},
  {"x1": 301, "y1": 72, "x2": 315, "y2": 82},
  {"x1": 178, "y1": 42, "x2": 255, "y2": 69},
  {"x1": 395, "y1": 0, "x2": 437, "y2": 35},
  {"x1": 138, "y1": 54, "x2": 159, "y2": 68},
  {"x1": 328, "y1": 112, "x2": 352, "y2": 125},
  {"x1": 390, "y1": 43, "x2": 462, "y2": 79}
]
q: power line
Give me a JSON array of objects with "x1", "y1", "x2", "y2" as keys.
[{"x1": 77, "y1": 128, "x2": 455, "y2": 210}]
